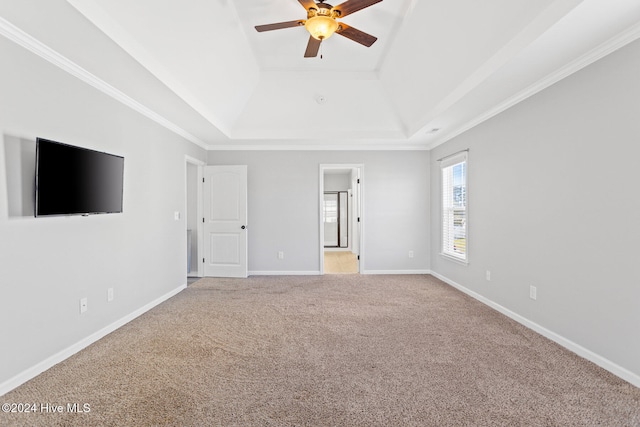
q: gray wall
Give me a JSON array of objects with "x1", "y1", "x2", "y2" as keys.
[
  {"x1": 430, "y1": 39, "x2": 640, "y2": 381},
  {"x1": 0, "y1": 31, "x2": 206, "y2": 387},
  {"x1": 208, "y1": 151, "x2": 430, "y2": 274}
]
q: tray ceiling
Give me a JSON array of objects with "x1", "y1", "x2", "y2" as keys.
[{"x1": 53, "y1": 0, "x2": 640, "y2": 149}]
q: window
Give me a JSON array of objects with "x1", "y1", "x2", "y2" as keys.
[{"x1": 441, "y1": 152, "x2": 467, "y2": 262}]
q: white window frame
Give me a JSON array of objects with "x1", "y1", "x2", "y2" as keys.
[{"x1": 440, "y1": 151, "x2": 468, "y2": 264}]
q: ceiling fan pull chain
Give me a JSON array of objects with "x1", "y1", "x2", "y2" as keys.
[{"x1": 320, "y1": 42, "x2": 324, "y2": 59}]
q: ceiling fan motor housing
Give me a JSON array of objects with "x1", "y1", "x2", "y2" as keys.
[{"x1": 307, "y1": 3, "x2": 338, "y2": 18}]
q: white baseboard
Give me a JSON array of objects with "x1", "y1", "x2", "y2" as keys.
[
  {"x1": 363, "y1": 269, "x2": 432, "y2": 275},
  {"x1": 249, "y1": 271, "x2": 321, "y2": 276},
  {"x1": 250, "y1": 270, "x2": 432, "y2": 276},
  {"x1": 430, "y1": 271, "x2": 640, "y2": 388},
  {"x1": 0, "y1": 284, "x2": 187, "y2": 397}
]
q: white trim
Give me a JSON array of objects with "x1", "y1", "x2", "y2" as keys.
[
  {"x1": 440, "y1": 253, "x2": 470, "y2": 266},
  {"x1": 261, "y1": 69, "x2": 379, "y2": 81},
  {"x1": 363, "y1": 270, "x2": 432, "y2": 275},
  {"x1": 249, "y1": 271, "x2": 321, "y2": 276},
  {"x1": 250, "y1": 270, "x2": 433, "y2": 276},
  {"x1": 207, "y1": 144, "x2": 429, "y2": 151},
  {"x1": 428, "y1": 21, "x2": 640, "y2": 150},
  {"x1": 430, "y1": 272, "x2": 640, "y2": 388},
  {"x1": 184, "y1": 155, "x2": 206, "y2": 166},
  {"x1": 0, "y1": 284, "x2": 186, "y2": 397},
  {"x1": 440, "y1": 151, "x2": 468, "y2": 169},
  {"x1": 0, "y1": 16, "x2": 208, "y2": 150}
]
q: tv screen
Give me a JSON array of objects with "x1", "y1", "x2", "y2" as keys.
[{"x1": 35, "y1": 138, "x2": 124, "y2": 217}]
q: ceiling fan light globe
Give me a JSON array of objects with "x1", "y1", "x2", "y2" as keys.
[{"x1": 305, "y1": 16, "x2": 338, "y2": 40}]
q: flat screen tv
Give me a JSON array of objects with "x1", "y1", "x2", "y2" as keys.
[{"x1": 35, "y1": 138, "x2": 124, "y2": 217}]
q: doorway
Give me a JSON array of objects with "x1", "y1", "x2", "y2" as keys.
[
  {"x1": 319, "y1": 164, "x2": 363, "y2": 274},
  {"x1": 185, "y1": 156, "x2": 205, "y2": 279}
]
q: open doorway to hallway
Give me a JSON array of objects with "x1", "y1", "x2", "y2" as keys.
[
  {"x1": 319, "y1": 164, "x2": 363, "y2": 275},
  {"x1": 185, "y1": 156, "x2": 205, "y2": 281}
]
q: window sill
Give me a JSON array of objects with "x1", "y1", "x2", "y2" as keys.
[{"x1": 440, "y1": 253, "x2": 469, "y2": 266}]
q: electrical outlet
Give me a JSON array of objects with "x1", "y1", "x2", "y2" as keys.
[
  {"x1": 408, "y1": 251, "x2": 414, "y2": 258},
  {"x1": 107, "y1": 288, "x2": 114, "y2": 302},
  {"x1": 278, "y1": 251, "x2": 284, "y2": 260},
  {"x1": 486, "y1": 270, "x2": 491, "y2": 281},
  {"x1": 174, "y1": 211, "x2": 180, "y2": 221},
  {"x1": 80, "y1": 298, "x2": 88, "y2": 314},
  {"x1": 529, "y1": 285, "x2": 537, "y2": 300}
]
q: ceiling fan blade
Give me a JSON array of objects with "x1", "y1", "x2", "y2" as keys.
[
  {"x1": 304, "y1": 36, "x2": 322, "y2": 57},
  {"x1": 298, "y1": 0, "x2": 318, "y2": 11},
  {"x1": 333, "y1": 0, "x2": 382, "y2": 17},
  {"x1": 255, "y1": 20, "x2": 305, "y2": 32},
  {"x1": 336, "y1": 23, "x2": 377, "y2": 47}
]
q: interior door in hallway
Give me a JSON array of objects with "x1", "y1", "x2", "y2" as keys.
[{"x1": 203, "y1": 165, "x2": 248, "y2": 278}]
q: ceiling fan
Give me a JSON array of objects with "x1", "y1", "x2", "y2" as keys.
[{"x1": 255, "y1": 0, "x2": 382, "y2": 58}]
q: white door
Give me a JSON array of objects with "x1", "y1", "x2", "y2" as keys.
[{"x1": 203, "y1": 165, "x2": 248, "y2": 278}]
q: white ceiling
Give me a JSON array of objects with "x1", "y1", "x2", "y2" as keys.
[{"x1": 64, "y1": 0, "x2": 640, "y2": 150}]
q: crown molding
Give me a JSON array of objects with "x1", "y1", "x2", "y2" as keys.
[
  {"x1": 428, "y1": 21, "x2": 640, "y2": 150},
  {"x1": 0, "y1": 16, "x2": 208, "y2": 150},
  {"x1": 206, "y1": 143, "x2": 429, "y2": 151}
]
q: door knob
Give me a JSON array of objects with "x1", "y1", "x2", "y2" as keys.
[{"x1": 241, "y1": 225, "x2": 246, "y2": 229}]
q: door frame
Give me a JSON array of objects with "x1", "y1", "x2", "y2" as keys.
[
  {"x1": 185, "y1": 155, "x2": 205, "y2": 278},
  {"x1": 319, "y1": 164, "x2": 364, "y2": 275}
]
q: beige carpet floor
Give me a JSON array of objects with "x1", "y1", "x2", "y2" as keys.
[{"x1": 2, "y1": 275, "x2": 639, "y2": 426}]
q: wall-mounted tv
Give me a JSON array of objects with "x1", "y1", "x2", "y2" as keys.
[{"x1": 35, "y1": 138, "x2": 124, "y2": 217}]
